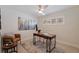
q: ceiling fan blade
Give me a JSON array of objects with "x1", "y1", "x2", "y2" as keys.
[{"x1": 38, "y1": 5, "x2": 48, "y2": 9}]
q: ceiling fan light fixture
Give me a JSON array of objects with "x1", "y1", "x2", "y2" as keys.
[
  {"x1": 38, "y1": 5, "x2": 48, "y2": 15},
  {"x1": 40, "y1": 8, "x2": 44, "y2": 11},
  {"x1": 42, "y1": 13, "x2": 45, "y2": 15},
  {"x1": 38, "y1": 11, "x2": 45, "y2": 15},
  {"x1": 38, "y1": 10, "x2": 43, "y2": 13}
]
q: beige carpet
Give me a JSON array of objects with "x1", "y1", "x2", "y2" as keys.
[
  {"x1": 1, "y1": 39, "x2": 79, "y2": 53},
  {"x1": 18, "y1": 40, "x2": 65, "y2": 53}
]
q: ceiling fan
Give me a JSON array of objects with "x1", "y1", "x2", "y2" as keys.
[{"x1": 38, "y1": 5, "x2": 48, "y2": 15}]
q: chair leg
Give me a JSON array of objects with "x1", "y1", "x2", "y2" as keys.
[
  {"x1": 1, "y1": 48, "x2": 3, "y2": 53},
  {"x1": 20, "y1": 40, "x2": 21, "y2": 44},
  {"x1": 16, "y1": 45, "x2": 18, "y2": 53},
  {"x1": 43, "y1": 39, "x2": 44, "y2": 44}
]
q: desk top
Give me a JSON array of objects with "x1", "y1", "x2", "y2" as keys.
[{"x1": 33, "y1": 32, "x2": 56, "y2": 39}]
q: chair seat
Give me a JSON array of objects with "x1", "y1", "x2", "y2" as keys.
[{"x1": 2, "y1": 43, "x2": 17, "y2": 49}]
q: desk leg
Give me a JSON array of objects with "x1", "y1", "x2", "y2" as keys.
[
  {"x1": 46, "y1": 39, "x2": 49, "y2": 52},
  {"x1": 49, "y1": 39, "x2": 51, "y2": 53},
  {"x1": 54, "y1": 36, "x2": 56, "y2": 48},
  {"x1": 33, "y1": 36, "x2": 36, "y2": 45},
  {"x1": 46, "y1": 39, "x2": 52, "y2": 53},
  {"x1": 16, "y1": 45, "x2": 18, "y2": 53}
]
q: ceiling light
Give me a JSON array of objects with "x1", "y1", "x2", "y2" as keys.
[
  {"x1": 38, "y1": 10, "x2": 43, "y2": 13},
  {"x1": 37, "y1": 5, "x2": 48, "y2": 15},
  {"x1": 38, "y1": 11, "x2": 45, "y2": 15},
  {"x1": 40, "y1": 8, "x2": 44, "y2": 11}
]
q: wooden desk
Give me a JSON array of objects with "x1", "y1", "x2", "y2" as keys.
[{"x1": 33, "y1": 32, "x2": 56, "y2": 53}]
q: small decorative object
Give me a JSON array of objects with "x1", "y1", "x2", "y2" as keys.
[
  {"x1": 35, "y1": 24, "x2": 38, "y2": 31},
  {"x1": 38, "y1": 29, "x2": 41, "y2": 33}
]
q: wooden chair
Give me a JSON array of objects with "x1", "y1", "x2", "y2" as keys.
[
  {"x1": 1, "y1": 35, "x2": 18, "y2": 53},
  {"x1": 14, "y1": 34, "x2": 21, "y2": 44}
]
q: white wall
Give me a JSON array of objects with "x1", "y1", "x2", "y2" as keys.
[
  {"x1": 38, "y1": 6, "x2": 79, "y2": 48},
  {"x1": 0, "y1": 7, "x2": 37, "y2": 41},
  {"x1": 0, "y1": 33, "x2": 1, "y2": 53}
]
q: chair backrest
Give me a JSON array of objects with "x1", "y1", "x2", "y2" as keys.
[
  {"x1": 14, "y1": 34, "x2": 21, "y2": 38},
  {"x1": 2, "y1": 35, "x2": 14, "y2": 45}
]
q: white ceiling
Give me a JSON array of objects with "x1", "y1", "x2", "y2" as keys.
[{"x1": 0, "y1": 5, "x2": 75, "y2": 17}]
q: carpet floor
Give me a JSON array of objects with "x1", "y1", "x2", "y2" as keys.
[{"x1": 18, "y1": 40, "x2": 65, "y2": 53}]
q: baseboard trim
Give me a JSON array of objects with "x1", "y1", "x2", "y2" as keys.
[{"x1": 57, "y1": 40, "x2": 79, "y2": 49}]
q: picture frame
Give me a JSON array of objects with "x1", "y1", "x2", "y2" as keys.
[{"x1": 18, "y1": 17, "x2": 37, "y2": 30}]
